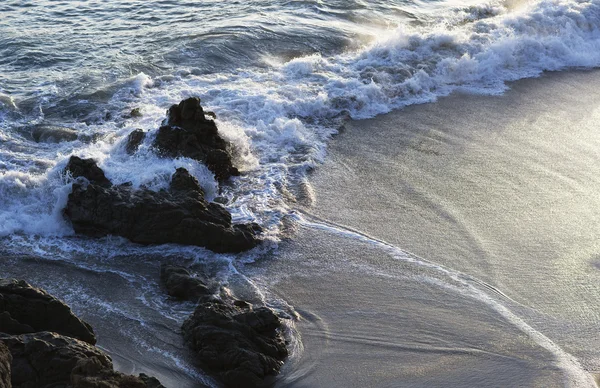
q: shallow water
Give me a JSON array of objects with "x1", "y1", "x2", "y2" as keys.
[
  {"x1": 3, "y1": 0, "x2": 600, "y2": 386},
  {"x1": 255, "y1": 71, "x2": 600, "y2": 387}
]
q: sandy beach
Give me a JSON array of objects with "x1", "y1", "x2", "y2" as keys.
[
  {"x1": 242, "y1": 69, "x2": 600, "y2": 387},
  {"x1": 4, "y1": 1, "x2": 600, "y2": 387}
]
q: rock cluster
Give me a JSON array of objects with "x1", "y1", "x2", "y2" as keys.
[
  {"x1": 64, "y1": 160, "x2": 261, "y2": 253},
  {"x1": 153, "y1": 97, "x2": 239, "y2": 182},
  {"x1": 64, "y1": 97, "x2": 260, "y2": 253},
  {"x1": 0, "y1": 279, "x2": 95, "y2": 344},
  {"x1": 160, "y1": 266, "x2": 289, "y2": 387},
  {"x1": 57, "y1": 97, "x2": 289, "y2": 386},
  {"x1": 124, "y1": 97, "x2": 239, "y2": 182},
  {"x1": 0, "y1": 279, "x2": 164, "y2": 388}
]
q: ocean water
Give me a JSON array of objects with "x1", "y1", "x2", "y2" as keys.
[{"x1": 2, "y1": 0, "x2": 600, "y2": 386}]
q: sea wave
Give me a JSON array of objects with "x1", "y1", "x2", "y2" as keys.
[{"x1": 2, "y1": 0, "x2": 600, "y2": 250}]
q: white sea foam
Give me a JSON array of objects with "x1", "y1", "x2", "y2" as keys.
[
  {"x1": 1, "y1": 2, "x2": 599, "y2": 384},
  {"x1": 126, "y1": 0, "x2": 600, "y2": 235},
  {"x1": 3, "y1": 0, "x2": 600, "y2": 254}
]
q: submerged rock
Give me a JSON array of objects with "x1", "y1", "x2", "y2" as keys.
[
  {"x1": 31, "y1": 124, "x2": 78, "y2": 143},
  {"x1": 0, "y1": 93, "x2": 17, "y2": 112},
  {"x1": 160, "y1": 264, "x2": 211, "y2": 302},
  {"x1": 0, "y1": 279, "x2": 96, "y2": 345},
  {"x1": 153, "y1": 97, "x2": 240, "y2": 181},
  {"x1": 182, "y1": 297, "x2": 288, "y2": 387},
  {"x1": 65, "y1": 163, "x2": 261, "y2": 253},
  {"x1": 124, "y1": 107, "x2": 143, "y2": 119}
]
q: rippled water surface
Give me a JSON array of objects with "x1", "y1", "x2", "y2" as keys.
[{"x1": 2, "y1": 0, "x2": 600, "y2": 386}]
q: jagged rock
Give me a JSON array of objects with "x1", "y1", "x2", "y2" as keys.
[
  {"x1": 170, "y1": 167, "x2": 204, "y2": 195},
  {"x1": 138, "y1": 374, "x2": 165, "y2": 388},
  {"x1": 128, "y1": 108, "x2": 143, "y2": 118},
  {"x1": 65, "y1": 156, "x2": 111, "y2": 187},
  {"x1": 153, "y1": 97, "x2": 240, "y2": 181},
  {"x1": 160, "y1": 265, "x2": 211, "y2": 302},
  {"x1": 182, "y1": 297, "x2": 288, "y2": 387},
  {"x1": 65, "y1": 164, "x2": 261, "y2": 253},
  {"x1": 71, "y1": 357, "x2": 166, "y2": 388},
  {"x1": 0, "y1": 332, "x2": 109, "y2": 388},
  {"x1": 0, "y1": 279, "x2": 96, "y2": 345},
  {"x1": 31, "y1": 124, "x2": 78, "y2": 143},
  {"x1": 0, "y1": 341, "x2": 11, "y2": 388},
  {"x1": 0, "y1": 280, "x2": 165, "y2": 388},
  {"x1": 125, "y1": 129, "x2": 146, "y2": 154},
  {"x1": 0, "y1": 332, "x2": 163, "y2": 388}
]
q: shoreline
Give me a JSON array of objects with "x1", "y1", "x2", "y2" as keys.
[
  {"x1": 249, "y1": 68, "x2": 600, "y2": 387},
  {"x1": 1, "y1": 68, "x2": 600, "y2": 387}
]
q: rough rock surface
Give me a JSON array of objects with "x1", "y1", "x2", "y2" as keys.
[
  {"x1": 153, "y1": 97, "x2": 240, "y2": 181},
  {"x1": 65, "y1": 156, "x2": 111, "y2": 187},
  {"x1": 71, "y1": 357, "x2": 166, "y2": 388},
  {"x1": 125, "y1": 129, "x2": 146, "y2": 154},
  {"x1": 0, "y1": 342, "x2": 11, "y2": 388},
  {"x1": 0, "y1": 279, "x2": 96, "y2": 345},
  {"x1": 65, "y1": 165, "x2": 261, "y2": 253},
  {"x1": 1, "y1": 332, "x2": 109, "y2": 388},
  {"x1": 0, "y1": 332, "x2": 164, "y2": 388},
  {"x1": 0, "y1": 279, "x2": 164, "y2": 388},
  {"x1": 182, "y1": 297, "x2": 288, "y2": 387},
  {"x1": 160, "y1": 264, "x2": 211, "y2": 302}
]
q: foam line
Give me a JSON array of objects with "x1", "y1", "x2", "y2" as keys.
[{"x1": 294, "y1": 211, "x2": 597, "y2": 388}]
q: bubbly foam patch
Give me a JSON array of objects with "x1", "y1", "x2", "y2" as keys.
[{"x1": 4, "y1": 0, "x2": 600, "y2": 252}]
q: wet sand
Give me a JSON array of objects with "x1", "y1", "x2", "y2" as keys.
[
  {"x1": 245, "y1": 70, "x2": 600, "y2": 387},
  {"x1": 3, "y1": 70, "x2": 600, "y2": 387}
]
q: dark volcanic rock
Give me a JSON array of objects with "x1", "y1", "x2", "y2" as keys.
[
  {"x1": 65, "y1": 165, "x2": 261, "y2": 253},
  {"x1": 71, "y1": 357, "x2": 166, "y2": 388},
  {"x1": 0, "y1": 342, "x2": 11, "y2": 388},
  {"x1": 160, "y1": 264, "x2": 211, "y2": 302},
  {"x1": 0, "y1": 331, "x2": 109, "y2": 388},
  {"x1": 0, "y1": 279, "x2": 96, "y2": 345},
  {"x1": 125, "y1": 129, "x2": 146, "y2": 154},
  {"x1": 0, "y1": 332, "x2": 164, "y2": 388},
  {"x1": 138, "y1": 374, "x2": 166, "y2": 388},
  {"x1": 153, "y1": 97, "x2": 240, "y2": 181},
  {"x1": 170, "y1": 167, "x2": 204, "y2": 194},
  {"x1": 0, "y1": 280, "x2": 165, "y2": 388},
  {"x1": 182, "y1": 298, "x2": 288, "y2": 387},
  {"x1": 65, "y1": 156, "x2": 111, "y2": 187}
]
